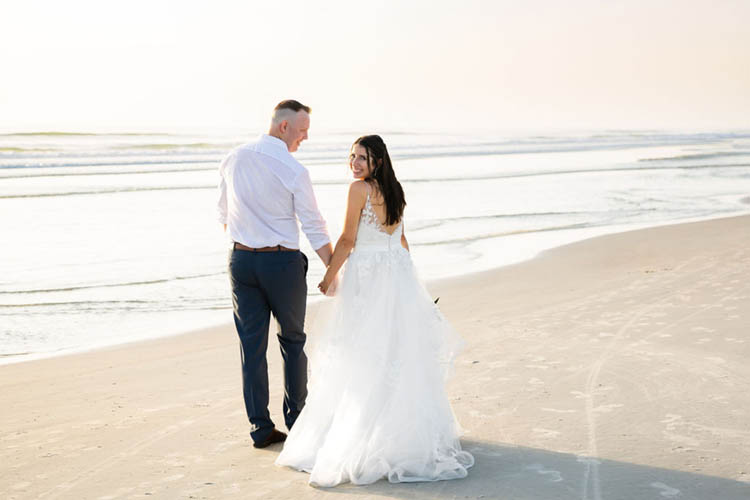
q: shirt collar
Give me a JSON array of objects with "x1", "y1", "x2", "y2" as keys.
[{"x1": 259, "y1": 134, "x2": 289, "y2": 152}]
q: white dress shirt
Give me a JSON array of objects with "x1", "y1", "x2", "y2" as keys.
[{"x1": 217, "y1": 134, "x2": 330, "y2": 250}]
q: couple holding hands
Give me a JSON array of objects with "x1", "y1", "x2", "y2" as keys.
[{"x1": 217, "y1": 99, "x2": 473, "y2": 488}]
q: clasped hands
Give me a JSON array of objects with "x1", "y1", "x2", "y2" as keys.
[{"x1": 317, "y1": 268, "x2": 338, "y2": 296}]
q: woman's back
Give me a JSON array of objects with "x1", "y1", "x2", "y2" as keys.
[
  {"x1": 354, "y1": 185, "x2": 404, "y2": 252},
  {"x1": 364, "y1": 183, "x2": 401, "y2": 234}
]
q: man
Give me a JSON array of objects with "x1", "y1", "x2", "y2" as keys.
[{"x1": 217, "y1": 100, "x2": 333, "y2": 448}]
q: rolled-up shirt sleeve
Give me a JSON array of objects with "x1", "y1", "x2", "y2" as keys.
[
  {"x1": 292, "y1": 169, "x2": 331, "y2": 250},
  {"x1": 217, "y1": 153, "x2": 231, "y2": 225}
]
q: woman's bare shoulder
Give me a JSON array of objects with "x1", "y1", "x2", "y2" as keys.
[
  {"x1": 349, "y1": 179, "x2": 369, "y2": 192},
  {"x1": 347, "y1": 180, "x2": 369, "y2": 203}
]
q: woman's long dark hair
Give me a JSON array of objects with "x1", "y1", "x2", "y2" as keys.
[{"x1": 353, "y1": 135, "x2": 406, "y2": 225}]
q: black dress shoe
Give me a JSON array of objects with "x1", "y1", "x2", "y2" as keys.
[{"x1": 253, "y1": 428, "x2": 287, "y2": 449}]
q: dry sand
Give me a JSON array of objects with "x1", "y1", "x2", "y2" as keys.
[{"x1": 2, "y1": 215, "x2": 749, "y2": 500}]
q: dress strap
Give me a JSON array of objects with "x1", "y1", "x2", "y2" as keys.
[
  {"x1": 360, "y1": 184, "x2": 381, "y2": 230},
  {"x1": 363, "y1": 184, "x2": 374, "y2": 213}
]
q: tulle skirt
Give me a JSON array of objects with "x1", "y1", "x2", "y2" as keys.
[{"x1": 275, "y1": 247, "x2": 474, "y2": 487}]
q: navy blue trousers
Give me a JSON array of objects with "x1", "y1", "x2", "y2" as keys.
[{"x1": 229, "y1": 248, "x2": 309, "y2": 444}]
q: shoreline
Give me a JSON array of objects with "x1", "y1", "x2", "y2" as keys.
[
  {"x1": 2, "y1": 213, "x2": 749, "y2": 498},
  {"x1": 4, "y1": 209, "x2": 750, "y2": 367},
  {"x1": 2, "y1": 209, "x2": 749, "y2": 367}
]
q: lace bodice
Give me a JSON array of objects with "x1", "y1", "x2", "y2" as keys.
[{"x1": 354, "y1": 191, "x2": 403, "y2": 252}]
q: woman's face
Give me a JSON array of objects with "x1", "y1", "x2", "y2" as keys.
[{"x1": 349, "y1": 144, "x2": 372, "y2": 179}]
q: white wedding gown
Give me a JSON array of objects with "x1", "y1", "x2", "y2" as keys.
[{"x1": 275, "y1": 192, "x2": 474, "y2": 487}]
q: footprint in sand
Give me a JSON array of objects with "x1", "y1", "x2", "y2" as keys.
[
  {"x1": 593, "y1": 403, "x2": 624, "y2": 414},
  {"x1": 524, "y1": 463, "x2": 563, "y2": 482},
  {"x1": 661, "y1": 414, "x2": 682, "y2": 428},
  {"x1": 690, "y1": 326, "x2": 714, "y2": 333},
  {"x1": 467, "y1": 446, "x2": 504, "y2": 457},
  {"x1": 541, "y1": 407, "x2": 576, "y2": 414},
  {"x1": 469, "y1": 410, "x2": 493, "y2": 418},
  {"x1": 650, "y1": 481, "x2": 682, "y2": 497},
  {"x1": 576, "y1": 456, "x2": 601, "y2": 468},
  {"x1": 532, "y1": 428, "x2": 561, "y2": 438}
]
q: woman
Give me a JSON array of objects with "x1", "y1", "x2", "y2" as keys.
[{"x1": 275, "y1": 135, "x2": 474, "y2": 487}]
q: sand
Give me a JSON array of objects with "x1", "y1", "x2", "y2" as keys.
[{"x1": 2, "y1": 215, "x2": 749, "y2": 499}]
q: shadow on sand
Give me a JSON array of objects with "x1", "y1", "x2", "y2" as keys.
[{"x1": 318, "y1": 439, "x2": 749, "y2": 500}]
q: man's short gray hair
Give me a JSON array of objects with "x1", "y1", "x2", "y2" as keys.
[{"x1": 271, "y1": 99, "x2": 311, "y2": 124}]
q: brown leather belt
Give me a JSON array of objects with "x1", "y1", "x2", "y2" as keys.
[{"x1": 233, "y1": 242, "x2": 297, "y2": 252}]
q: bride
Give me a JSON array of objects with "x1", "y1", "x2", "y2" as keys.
[{"x1": 275, "y1": 134, "x2": 474, "y2": 487}]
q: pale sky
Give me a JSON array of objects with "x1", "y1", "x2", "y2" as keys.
[{"x1": 1, "y1": 0, "x2": 749, "y2": 133}]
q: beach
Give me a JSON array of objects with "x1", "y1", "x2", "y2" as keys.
[{"x1": 2, "y1": 214, "x2": 749, "y2": 499}]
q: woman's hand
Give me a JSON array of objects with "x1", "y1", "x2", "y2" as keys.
[{"x1": 317, "y1": 270, "x2": 338, "y2": 296}]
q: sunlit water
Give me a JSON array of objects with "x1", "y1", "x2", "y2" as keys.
[{"x1": 2, "y1": 130, "x2": 749, "y2": 363}]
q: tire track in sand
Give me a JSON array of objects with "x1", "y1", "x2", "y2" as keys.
[{"x1": 578, "y1": 253, "x2": 747, "y2": 500}]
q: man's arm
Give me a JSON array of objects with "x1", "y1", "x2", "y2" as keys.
[
  {"x1": 315, "y1": 242, "x2": 333, "y2": 266},
  {"x1": 293, "y1": 169, "x2": 332, "y2": 264},
  {"x1": 217, "y1": 153, "x2": 232, "y2": 230}
]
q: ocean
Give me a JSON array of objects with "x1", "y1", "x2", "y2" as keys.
[{"x1": 2, "y1": 129, "x2": 749, "y2": 364}]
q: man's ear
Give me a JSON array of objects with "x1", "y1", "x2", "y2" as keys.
[{"x1": 279, "y1": 120, "x2": 288, "y2": 134}]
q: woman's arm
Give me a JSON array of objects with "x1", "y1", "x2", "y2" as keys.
[
  {"x1": 318, "y1": 181, "x2": 368, "y2": 294},
  {"x1": 401, "y1": 223, "x2": 409, "y2": 251}
]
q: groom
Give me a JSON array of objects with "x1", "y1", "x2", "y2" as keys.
[{"x1": 217, "y1": 100, "x2": 332, "y2": 448}]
